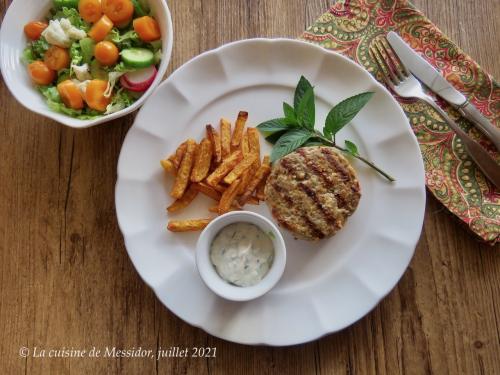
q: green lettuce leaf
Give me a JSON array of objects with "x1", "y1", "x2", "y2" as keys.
[
  {"x1": 22, "y1": 47, "x2": 35, "y2": 64},
  {"x1": 57, "y1": 68, "x2": 71, "y2": 83},
  {"x1": 22, "y1": 38, "x2": 50, "y2": 63},
  {"x1": 39, "y1": 85, "x2": 102, "y2": 119},
  {"x1": 69, "y1": 41, "x2": 83, "y2": 67},
  {"x1": 131, "y1": 0, "x2": 149, "y2": 17},
  {"x1": 108, "y1": 28, "x2": 147, "y2": 49},
  {"x1": 105, "y1": 89, "x2": 136, "y2": 114},
  {"x1": 112, "y1": 61, "x2": 138, "y2": 73},
  {"x1": 52, "y1": 7, "x2": 90, "y2": 31},
  {"x1": 89, "y1": 60, "x2": 109, "y2": 80}
]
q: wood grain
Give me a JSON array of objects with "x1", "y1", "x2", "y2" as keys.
[{"x1": 0, "y1": 0, "x2": 499, "y2": 374}]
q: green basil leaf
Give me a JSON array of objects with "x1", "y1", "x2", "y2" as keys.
[
  {"x1": 344, "y1": 140, "x2": 359, "y2": 156},
  {"x1": 270, "y1": 129, "x2": 313, "y2": 162},
  {"x1": 325, "y1": 92, "x2": 374, "y2": 136},
  {"x1": 323, "y1": 127, "x2": 333, "y2": 141},
  {"x1": 294, "y1": 75, "x2": 313, "y2": 110},
  {"x1": 302, "y1": 141, "x2": 325, "y2": 147},
  {"x1": 302, "y1": 136, "x2": 328, "y2": 147},
  {"x1": 296, "y1": 86, "x2": 315, "y2": 129},
  {"x1": 283, "y1": 102, "x2": 296, "y2": 120},
  {"x1": 257, "y1": 118, "x2": 294, "y2": 132},
  {"x1": 265, "y1": 130, "x2": 287, "y2": 145}
]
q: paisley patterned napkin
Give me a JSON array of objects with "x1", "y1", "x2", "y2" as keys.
[{"x1": 300, "y1": 0, "x2": 499, "y2": 245}]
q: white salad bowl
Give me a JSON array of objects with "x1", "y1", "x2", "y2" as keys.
[
  {"x1": 0, "y1": 0, "x2": 173, "y2": 128},
  {"x1": 196, "y1": 211, "x2": 287, "y2": 302}
]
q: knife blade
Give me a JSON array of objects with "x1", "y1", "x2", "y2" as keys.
[{"x1": 387, "y1": 31, "x2": 500, "y2": 151}]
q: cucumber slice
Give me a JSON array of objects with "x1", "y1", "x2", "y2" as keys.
[
  {"x1": 120, "y1": 48, "x2": 155, "y2": 68},
  {"x1": 53, "y1": 0, "x2": 79, "y2": 9}
]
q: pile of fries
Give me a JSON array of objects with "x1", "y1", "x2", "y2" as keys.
[{"x1": 161, "y1": 111, "x2": 271, "y2": 232}]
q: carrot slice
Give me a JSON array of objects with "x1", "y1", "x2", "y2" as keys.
[
  {"x1": 57, "y1": 80, "x2": 84, "y2": 110},
  {"x1": 44, "y1": 46, "x2": 70, "y2": 71},
  {"x1": 85, "y1": 80, "x2": 111, "y2": 111},
  {"x1": 79, "y1": 0, "x2": 103, "y2": 23},
  {"x1": 24, "y1": 21, "x2": 48, "y2": 40},
  {"x1": 102, "y1": 0, "x2": 134, "y2": 24},
  {"x1": 94, "y1": 41, "x2": 119, "y2": 66},
  {"x1": 88, "y1": 15, "x2": 114, "y2": 42},
  {"x1": 28, "y1": 61, "x2": 56, "y2": 85},
  {"x1": 133, "y1": 16, "x2": 161, "y2": 42}
]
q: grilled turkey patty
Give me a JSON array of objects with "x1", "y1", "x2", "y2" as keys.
[{"x1": 265, "y1": 147, "x2": 361, "y2": 241}]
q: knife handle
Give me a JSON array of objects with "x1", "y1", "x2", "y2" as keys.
[{"x1": 458, "y1": 102, "x2": 500, "y2": 151}]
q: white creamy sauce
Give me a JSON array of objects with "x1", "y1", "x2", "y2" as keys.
[{"x1": 210, "y1": 223, "x2": 275, "y2": 287}]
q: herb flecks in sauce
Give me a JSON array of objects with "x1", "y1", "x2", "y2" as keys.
[{"x1": 210, "y1": 223, "x2": 274, "y2": 287}]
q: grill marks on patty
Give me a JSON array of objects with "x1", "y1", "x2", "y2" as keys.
[
  {"x1": 314, "y1": 147, "x2": 360, "y2": 212},
  {"x1": 297, "y1": 148, "x2": 347, "y2": 209},
  {"x1": 265, "y1": 146, "x2": 361, "y2": 240},
  {"x1": 270, "y1": 182, "x2": 326, "y2": 239},
  {"x1": 321, "y1": 148, "x2": 349, "y2": 182},
  {"x1": 280, "y1": 158, "x2": 340, "y2": 233}
]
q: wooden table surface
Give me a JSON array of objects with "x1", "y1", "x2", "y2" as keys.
[{"x1": 1, "y1": 1, "x2": 499, "y2": 374}]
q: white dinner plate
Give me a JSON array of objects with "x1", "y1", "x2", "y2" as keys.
[{"x1": 115, "y1": 38, "x2": 426, "y2": 346}]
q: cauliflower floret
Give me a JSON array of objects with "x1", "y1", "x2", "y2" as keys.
[
  {"x1": 60, "y1": 18, "x2": 87, "y2": 40},
  {"x1": 41, "y1": 18, "x2": 86, "y2": 48},
  {"x1": 72, "y1": 63, "x2": 92, "y2": 81},
  {"x1": 42, "y1": 20, "x2": 71, "y2": 47}
]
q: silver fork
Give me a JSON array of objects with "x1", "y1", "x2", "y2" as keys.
[{"x1": 370, "y1": 39, "x2": 500, "y2": 189}]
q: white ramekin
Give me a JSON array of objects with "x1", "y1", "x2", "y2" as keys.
[{"x1": 195, "y1": 211, "x2": 286, "y2": 302}]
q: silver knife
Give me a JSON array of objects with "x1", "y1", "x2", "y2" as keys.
[{"x1": 387, "y1": 31, "x2": 500, "y2": 151}]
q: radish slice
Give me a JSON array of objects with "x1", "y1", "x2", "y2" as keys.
[
  {"x1": 122, "y1": 66, "x2": 157, "y2": 92},
  {"x1": 120, "y1": 75, "x2": 145, "y2": 92}
]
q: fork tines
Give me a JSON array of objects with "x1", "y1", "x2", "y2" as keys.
[{"x1": 369, "y1": 38, "x2": 409, "y2": 87}]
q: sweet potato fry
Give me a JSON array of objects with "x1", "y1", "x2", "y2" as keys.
[
  {"x1": 247, "y1": 128, "x2": 261, "y2": 160},
  {"x1": 170, "y1": 139, "x2": 197, "y2": 199},
  {"x1": 167, "y1": 184, "x2": 198, "y2": 213},
  {"x1": 212, "y1": 184, "x2": 227, "y2": 193},
  {"x1": 220, "y1": 118, "x2": 231, "y2": 159},
  {"x1": 257, "y1": 187, "x2": 266, "y2": 201},
  {"x1": 218, "y1": 178, "x2": 241, "y2": 215},
  {"x1": 192, "y1": 182, "x2": 221, "y2": 201},
  {"x1": 170, "y1": 141, "x2": 188, "y2": 169},
  {"x1": 223, "y1": 154, "x2": 258, "y2": 185},
  {"x1": 238, "y1": 162, "x2": 271, "y2": 205},
  {"x1": 231, "y1": 111, "x2": 248, "y2": 149},
  {"x1": 254, "y1": 155, "x2": 270, "y2": 200},
  {"x1": 191, "y1": 138, "x2": 212, "y2": 182},
  {"x1": 246, "y1": 196, "x2": 260, "y2": 205},
  {"x1": 167, "y1": 218, "x2": 212, "y2": 232},
  {"x1": 240, "y1": 131, "x2": 250, "y2": 157},
  {"x1": 160, "y1": 159, "x2": 177, "y2": 175},
  {"x1": 237, "y1": 168, "x2": 256, "y2": 194},
  {"x1": 205, "y1": 150, "x2": 242, "y2": 187},
  {"x1": 206, "y1": 124, "x2": 222, "y2": 165},
  {"x1": 208, "y1": 205, "x2": 240, "y2": 213},
  {"x1": 238, "y1": 131, "x2": 261, "y2": 193},
  {"x1": 255, "y1": 181, "x2": 266, "y2": 201}
]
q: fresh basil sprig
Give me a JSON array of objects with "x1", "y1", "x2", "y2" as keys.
[{"x1": 257, "y1": 76, "x2": 395, "y2": 182}]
